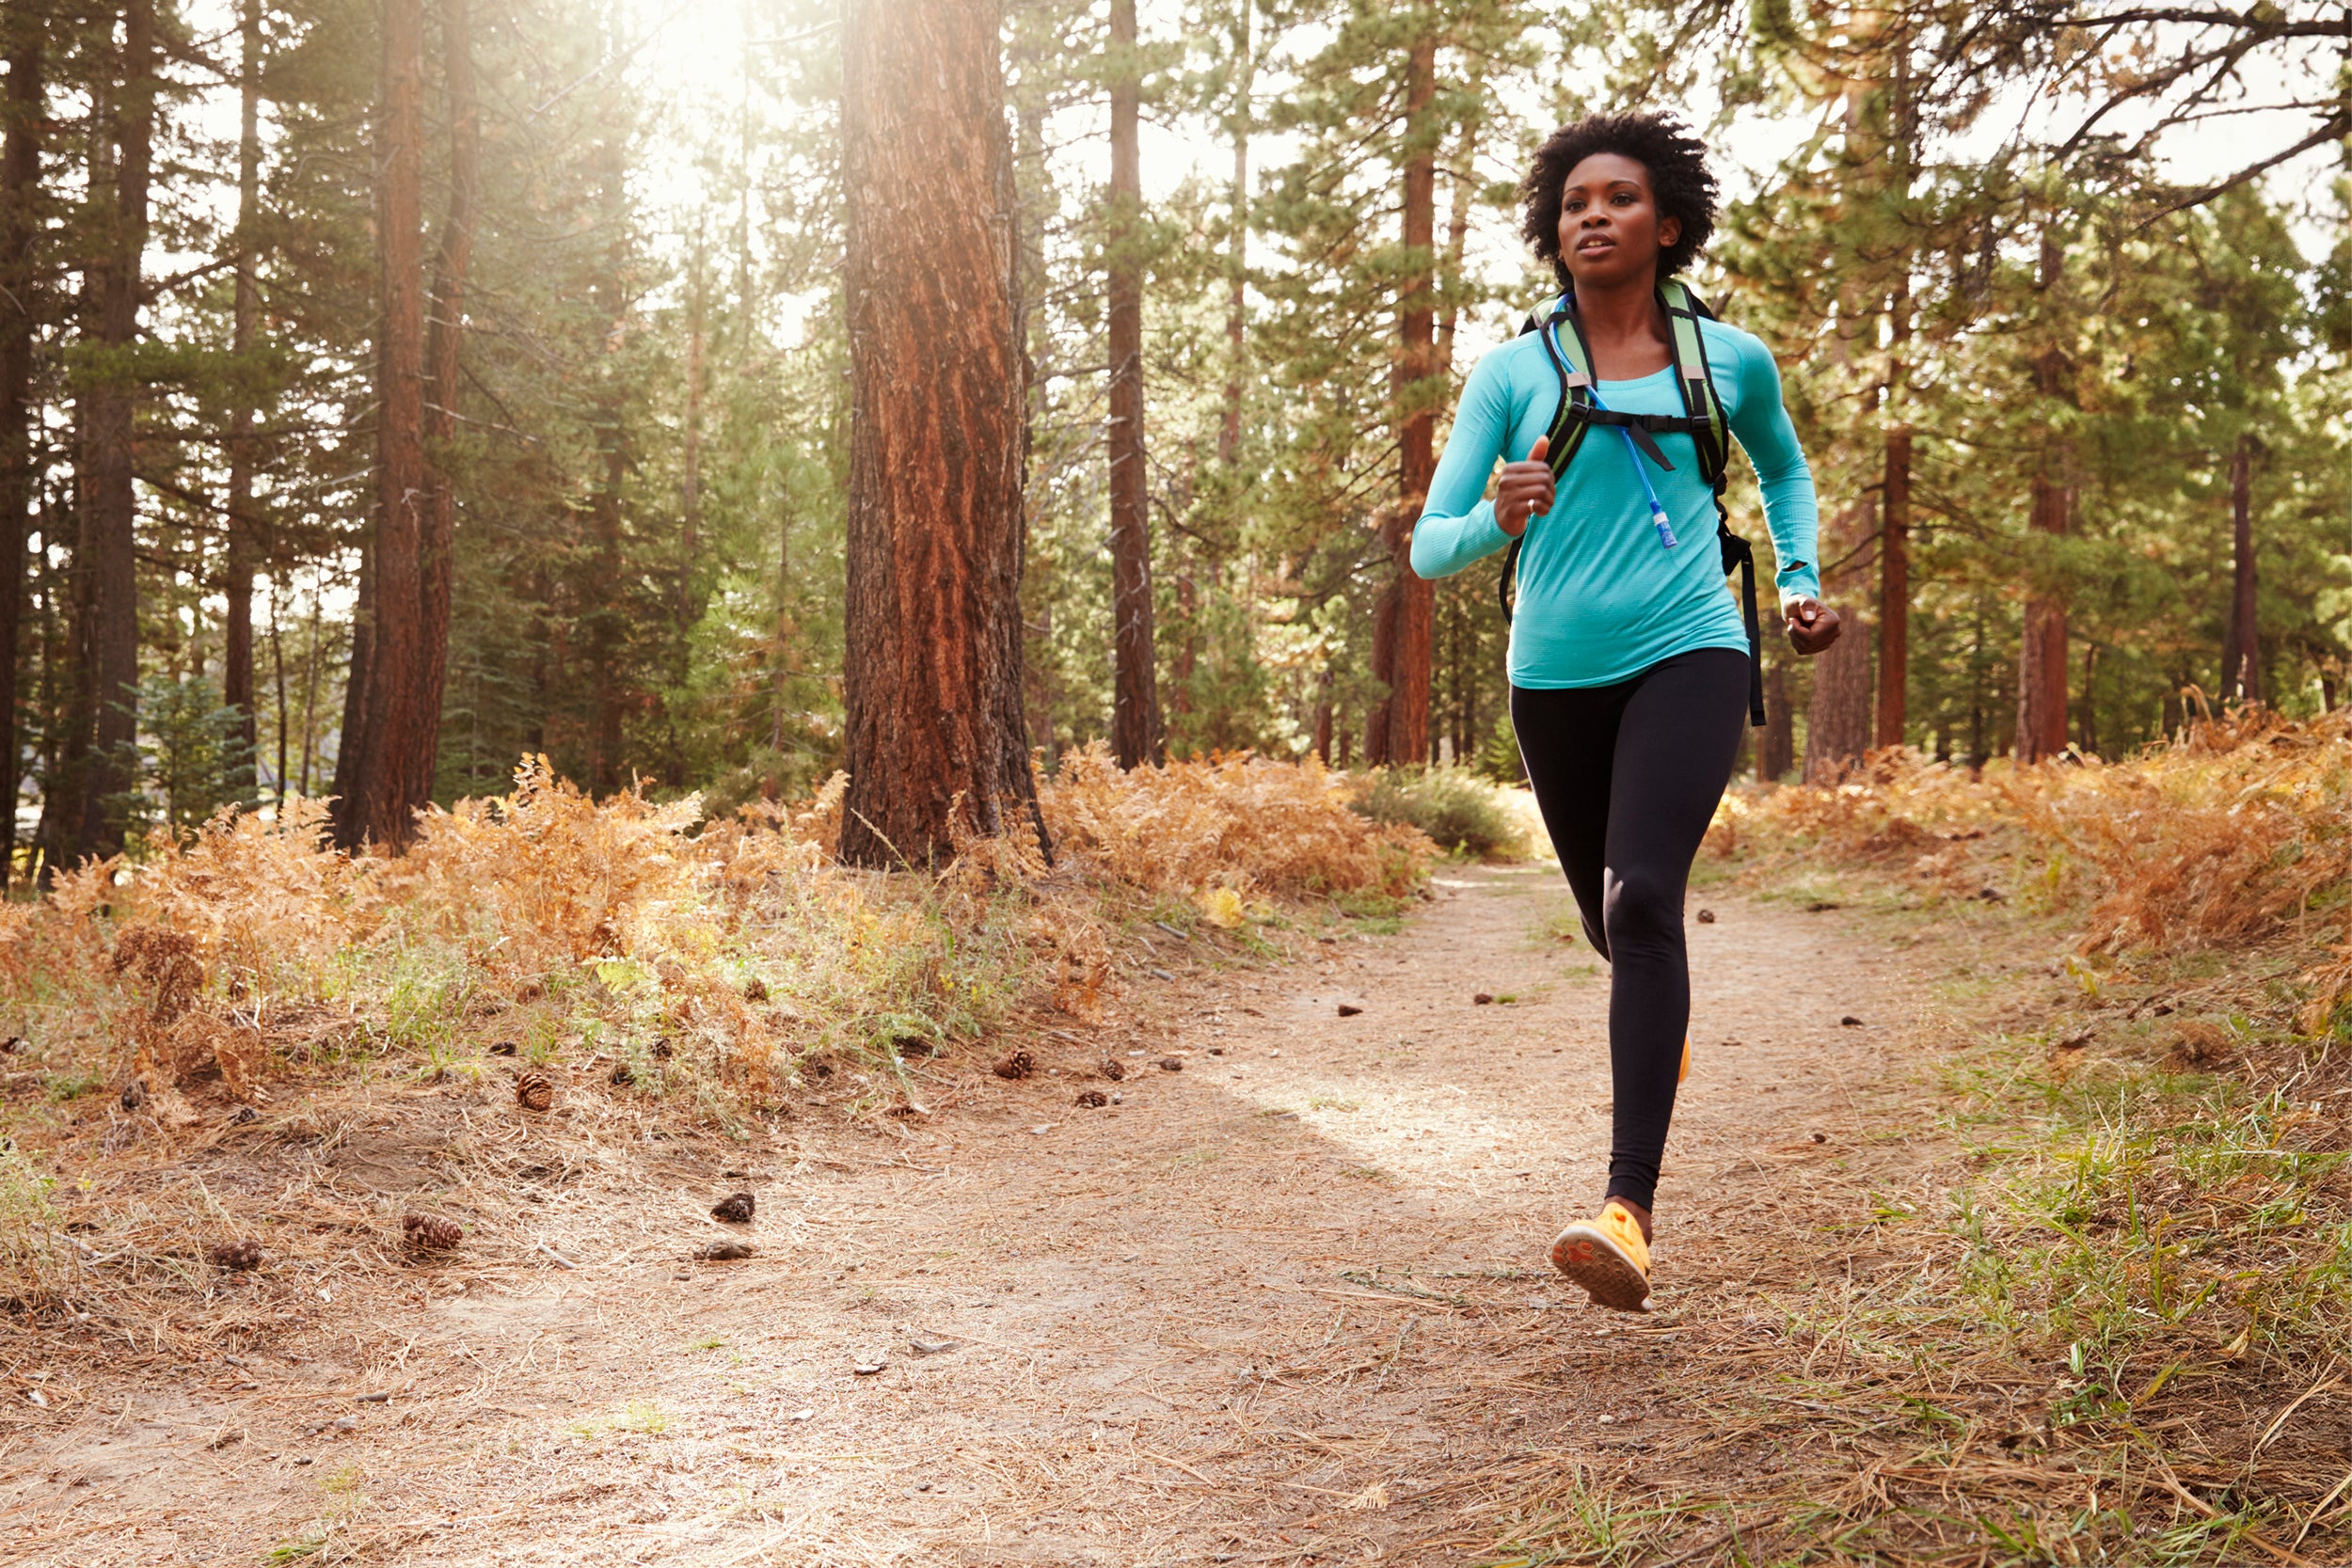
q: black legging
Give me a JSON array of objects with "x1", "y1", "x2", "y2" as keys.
[{"x1": 1512, "y1": 647, "x2": 1750, "y2": 1214}]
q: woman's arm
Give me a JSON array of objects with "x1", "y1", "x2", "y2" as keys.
[
  {"x1": 1409, "y1": 351, "x2": 1519, "y2": 580},
  {"x1": 1726, "y1": 335, "x2": 1822, "y2": 609}
]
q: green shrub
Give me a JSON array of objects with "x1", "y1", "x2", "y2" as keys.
[
  {"x1": 1475, "y1": 711, "x2": 1527, "y2": 784},
  {"x1": 1351, "y1": 767, "x2": 1530, "y2": 860}
]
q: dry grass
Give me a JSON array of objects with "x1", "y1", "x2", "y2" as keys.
[
  {"x1": 1710, "y1": 708, "x2": 2352, "y2": 963},
  {"x1": 0, "y1": 751, "x2": 1433, "y2": 1323},
  {"x1": 1040, "y1": 742, "x2": 1431, "y2": 902}
]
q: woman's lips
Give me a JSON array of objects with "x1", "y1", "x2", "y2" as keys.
[{"x1": 1576, "y1": 236, "x2": 1615, "y2": 254}]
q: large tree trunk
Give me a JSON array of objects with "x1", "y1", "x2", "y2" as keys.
[
  {"x1": 415, "y1": 0, "x2": 475, "y2": 797},
  {"x1": 1367, "y1": 31, "x2": 1438, "y2": 767},
  {"x1": 1105, "y1": 0, "x2": 1160, "y2": 768},
  {"x1": 72, "y1": 0, "x2": 154, "y2": 863},
  {"x1": 839, "y1": 0, "x2": 1044, "y2": 868},
  {"x1": 333, "y1": 0, "x2": 427, "y2": 847},
  {"x1": 2014, "y1": 235, "x2": 2071, "y2": 764},
  {"x1": 1874, "y1": 422, "x2": 1911, "y2": 748},
  {"x1": 2220, "y1": 433, "x2": 2258, "y2": 703},
  {"x1": 222, "y1": 0, "x2": 262, "y2": 782},
  {"x1": 1804, "y1": 501, "x2": 1873, "y2": 784},
  {"x1": 0, "y1": 11, "x2": 42, "y2": 886}
]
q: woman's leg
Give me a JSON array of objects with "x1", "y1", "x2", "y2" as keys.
[
  {"x1": 1509, "y1": 682, "x2": 1629, "y2": 957},
  {"x1": 1596, "y1": 648, "x2": 1751, "y2": 1215}
]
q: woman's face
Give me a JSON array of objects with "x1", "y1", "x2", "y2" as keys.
[{"x1": 1555, "y1": 152, "x2": 1680, "y2": 292}]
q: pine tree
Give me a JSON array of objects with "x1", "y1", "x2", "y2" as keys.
[
  {"x1": 68, "y1": 0, "x2": 157, "y2": 863},
  {"x1": 1105, "y1": 0, "x2": 1163, "y2": 768},
  {"x1": 0, "y1": 5, "x2": 45, "y2": 885},
  {"x1": 838, "y1": 0, "x2": 1044, "y2": 866}
]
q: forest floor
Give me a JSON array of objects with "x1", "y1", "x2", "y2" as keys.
[{"x1": 0, "y1": 855, "x2": 2325, "y2": 1565}]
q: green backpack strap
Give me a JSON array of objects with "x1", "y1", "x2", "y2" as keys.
[
  {"x1": 1658, "y1": 278, "x2": 1728, "y2": 486},
  {"x1": 1660, "y1": 279, "x2": 1765, "y2": 728},
  {"x1": 1499, "y1": 296, "x2": 1596, "y2": 623}
]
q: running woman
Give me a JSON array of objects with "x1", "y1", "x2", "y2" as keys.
[{"x1": 1410, "y1": 112, "x2": 1840, "y2": 1312}]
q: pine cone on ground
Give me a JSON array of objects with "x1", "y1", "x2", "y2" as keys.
[
  {"x1": 402, "y1": 1213, "x2": 463, "y2": 1250},
  {"x1": 209, "y1": 1239, "x2": 264, "y2": 1271},
  {"x1": 993, "y1": 1050, "x2": 1035, "y2": 1081},
  {"x1": 1098, "y1": 1058, "x2": 1125, "y2": 1082},
  {"x1": 609, "y1": 1063, "x2": 634, "y2": 1086},
  {"x1": 515, "y1": 1071, "x2": 555, "y2": 1111},
  {"x1": 742, "y1": 976, "x2": 770, "y2": 1001},
  {"x1": 711, "y1": 1192, "x2": 755, "y2": 1224},
  {"x1": 488, "y1": 1041, "x2": 517, "y2": 1056},
  {"x1": 650, "y1": 1038, "x2": 675, "y2": 1060},
  {"x1": 1073, "y1": 1090, "x2": 1108, "y2": 1108}
]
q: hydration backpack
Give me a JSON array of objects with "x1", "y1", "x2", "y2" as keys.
[{"x1": 1499, "y1": 278, "x2": 1767, "y2": 727}]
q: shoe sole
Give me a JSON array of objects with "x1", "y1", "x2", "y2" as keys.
[{"x1": 1549, "y1": 1223, "x2": 1653, "y2": 1313}]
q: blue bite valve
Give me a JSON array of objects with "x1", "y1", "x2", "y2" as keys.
[{"x1": 1648, "y1": 499, "x2": 1677, "y2": 551}]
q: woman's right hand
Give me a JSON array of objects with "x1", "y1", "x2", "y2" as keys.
[{"x1": 1495, "y1": 435, "x2": 1554, "y2": 538}]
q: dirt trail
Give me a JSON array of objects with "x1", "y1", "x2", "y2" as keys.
[{"x1": 5, "y1": 871, "x2": 1950, "y2": 1565}]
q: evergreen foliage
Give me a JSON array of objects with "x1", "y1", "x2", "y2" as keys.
[{"x1": 0, "y1": 0, "x2": 2341, "y2": 879}]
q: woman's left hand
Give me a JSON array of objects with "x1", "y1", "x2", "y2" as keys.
[{"x1": 1786, "y1": 597, "x2": 1841, "y2": 655}]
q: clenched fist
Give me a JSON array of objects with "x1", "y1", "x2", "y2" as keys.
[{"x1": 1496, "y1": 435, "x2": 1555, "y2": 538}]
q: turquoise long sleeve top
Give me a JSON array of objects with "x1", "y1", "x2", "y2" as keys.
[{"x1": 1409, "y1": 312, "x2": 1820, "y2": 689}]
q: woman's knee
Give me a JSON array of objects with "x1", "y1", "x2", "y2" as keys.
[{"x1": 1600, "y1": 867, "x2": 1683, "y2": 949}]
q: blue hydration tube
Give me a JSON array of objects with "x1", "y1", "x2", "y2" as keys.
[
  {"x1": 1588, "y1": 386, "x2": 1677, "y2": 551},
  {"x1": 1544, "y1": 319, "x2": 1677, "y2": 552}
]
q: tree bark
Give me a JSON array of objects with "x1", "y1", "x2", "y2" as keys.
[
  {"x1": 269, "y1": 586, "x2": 288, "y2": 805},
  {"x1": 1217, "y1": 0, "x2": 1250, "y2": 467},
  {"x1": 298, "y1": 582, "x2": 321, "y2": 793},
  {"x1": 1105, "y1": 0, "x2": 1160, "y2": 768},
  {"x1": 2014, "y1": 234, "x2": 2071, "y2": 764},
  {"x1": 222, "y1": 0, "x2": 262, "y2": 780},
  {"x1": 2220, "y1": 432, "x2": 2258, "y2": 703},
  {"x1": 585, "y1": 129, "x2": 626, "y2": 795},
  {"x1": 72, "y1": 0, "x2": 154, "y2": 863},
  {"x1": 1367, "y1": 30, "x2": 1437, "y2": 768},
  {"x1": 415, "y1": 0, "x2": 475, "y2": 798},
  {"x1": 839, "y1": 0, "x2": 1044, "y2": 868},
  {"x1": 0, "y1": 10, "x2": 42, "y2": 886},
  {"x1": 1874, "y1": 422, "x2": 1911, "y2": 748},
  {"x1": 334, "y1": 535, "x2": 373, "y2": 815},
  {"x1": 1758, "y1": 659, "x2": 1793, "y2": 782},
  {"x1": 333, "y1": 0, "x2": 427, "y2": 847},
  {"x1": 1804, "y1": 500, "x2": 1874, "y2": 784},
  {"x1": 679, "y1": 225, "x2": 705, "y2": 666},
  {"x1": 2077, "y1": 640, "x2": 2099, "y2": 754}
]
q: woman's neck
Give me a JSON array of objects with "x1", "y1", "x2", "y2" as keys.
[{"x1": 1570, "y1": 270, "x2": 1671, "y2": 379}]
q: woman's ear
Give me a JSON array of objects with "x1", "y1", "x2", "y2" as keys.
[{"x1": 1658, "y1": 214, "x2": 1682, "y2": 252}]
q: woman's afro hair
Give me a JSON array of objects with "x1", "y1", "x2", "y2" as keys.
[{"x1": 1520, "y1": 112, "x2": 1719, "y2": 284}]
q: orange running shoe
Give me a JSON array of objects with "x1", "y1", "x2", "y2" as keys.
[{"x1": 1549, "y1": 1199, "x2": 1654, "y2": 1313}]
